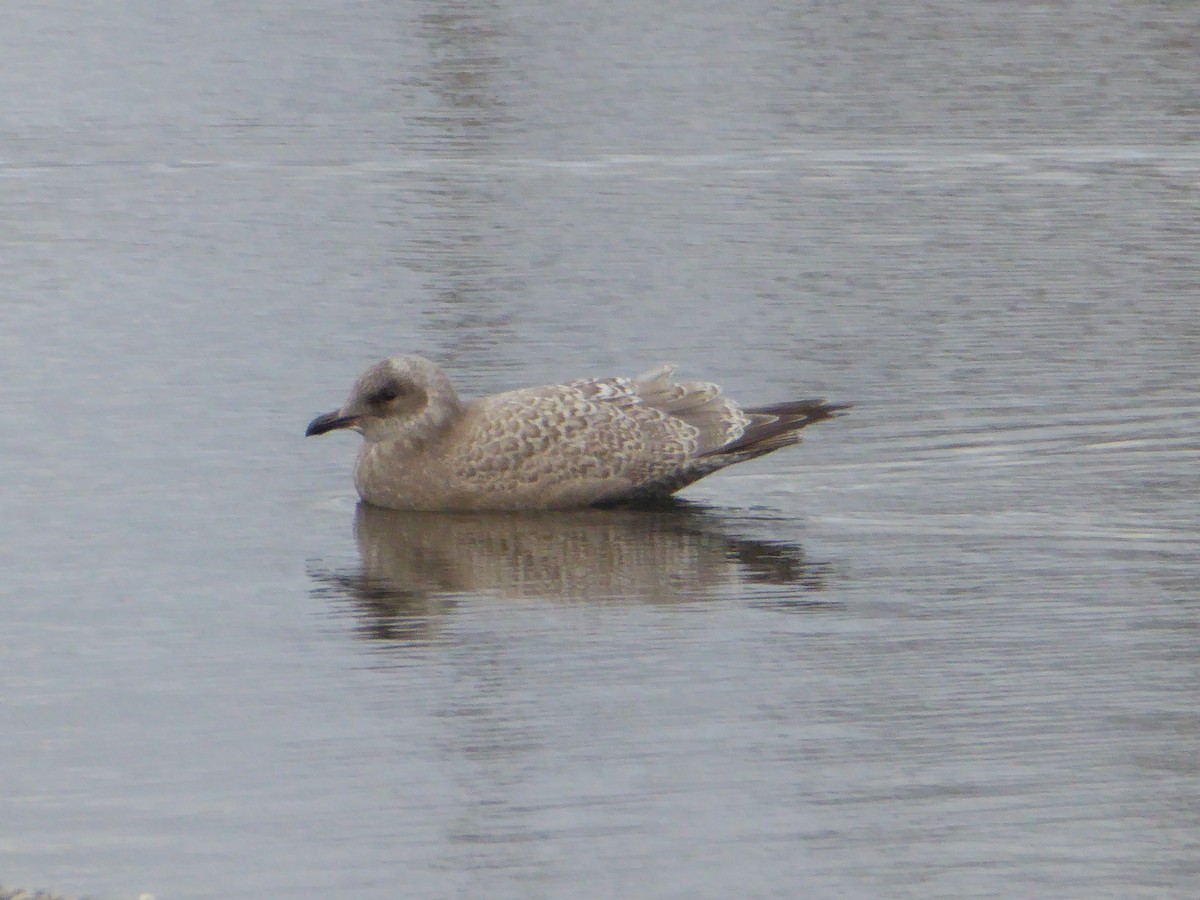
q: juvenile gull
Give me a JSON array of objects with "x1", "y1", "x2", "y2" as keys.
[{"x1": 306, "y1": 355, "x2": 847, "y2": 511}]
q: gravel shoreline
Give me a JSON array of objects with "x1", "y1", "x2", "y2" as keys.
[
  {"x1": 0, "y1": 887, "x2": 153, "y2": 900},
  {"x1": 0, "y1": 888, "x2": 77, "y2": 900}
]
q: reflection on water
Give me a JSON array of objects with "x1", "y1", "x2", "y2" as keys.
[{"x1": 310, "y1": 502, "x2": 831, "y2": 642}]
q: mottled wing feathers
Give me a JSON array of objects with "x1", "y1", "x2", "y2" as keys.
[
  {"x1": 629, "y1": 364, "x2": 750, "y2": 454},
  {"x1": 450, "y1": 366, "x2": 842, "y2": 503},
  {"x1": 565, "y1": 374, "x2": 642, "y2": 406},
  {"x1": 454, "y1": 382, "x2": 695, "y2": 491}
]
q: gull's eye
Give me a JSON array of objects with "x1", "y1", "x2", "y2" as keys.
[{"x1": 364, "y1": 381, "x2": 407, "y2": 406}]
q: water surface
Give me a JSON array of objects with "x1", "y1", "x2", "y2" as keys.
[{"x1": 2, "y1": 1, "x2": 1198, "y2": 898}]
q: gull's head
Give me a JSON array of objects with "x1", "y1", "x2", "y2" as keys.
[{"x1": 305, "y1": 355, "x2": 463, "y2": 444}]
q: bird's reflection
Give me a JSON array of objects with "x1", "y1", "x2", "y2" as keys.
[{"x1": 310, "y1": 502, "x2": 832, "y2": 644}]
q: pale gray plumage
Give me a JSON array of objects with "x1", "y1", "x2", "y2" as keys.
[{"x1": 306, "y1": 355, "x2": 847, "y2": 511}]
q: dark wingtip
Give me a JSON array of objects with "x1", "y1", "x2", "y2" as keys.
[
  {"x1": 750, "y1": 399, "x2": 851, "y2": 421},
  {"x1": 702, "y1": 398, "x2": 849, "y2": 457},
  {"x1": 816, "y1": 400, "x2": 852, "y2": 420}
]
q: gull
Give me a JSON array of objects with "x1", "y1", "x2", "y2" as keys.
[{"x1": 306, "y1": 355, "x2": 847, "y2": 511}]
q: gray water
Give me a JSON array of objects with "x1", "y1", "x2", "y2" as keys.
[{"x1": 3, "y1": 1, "x2": 1198, "y2": 898}]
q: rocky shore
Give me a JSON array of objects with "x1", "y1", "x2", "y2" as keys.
[{"x1": 0, "y1": 887, "x2": 152, "y2": 900}]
